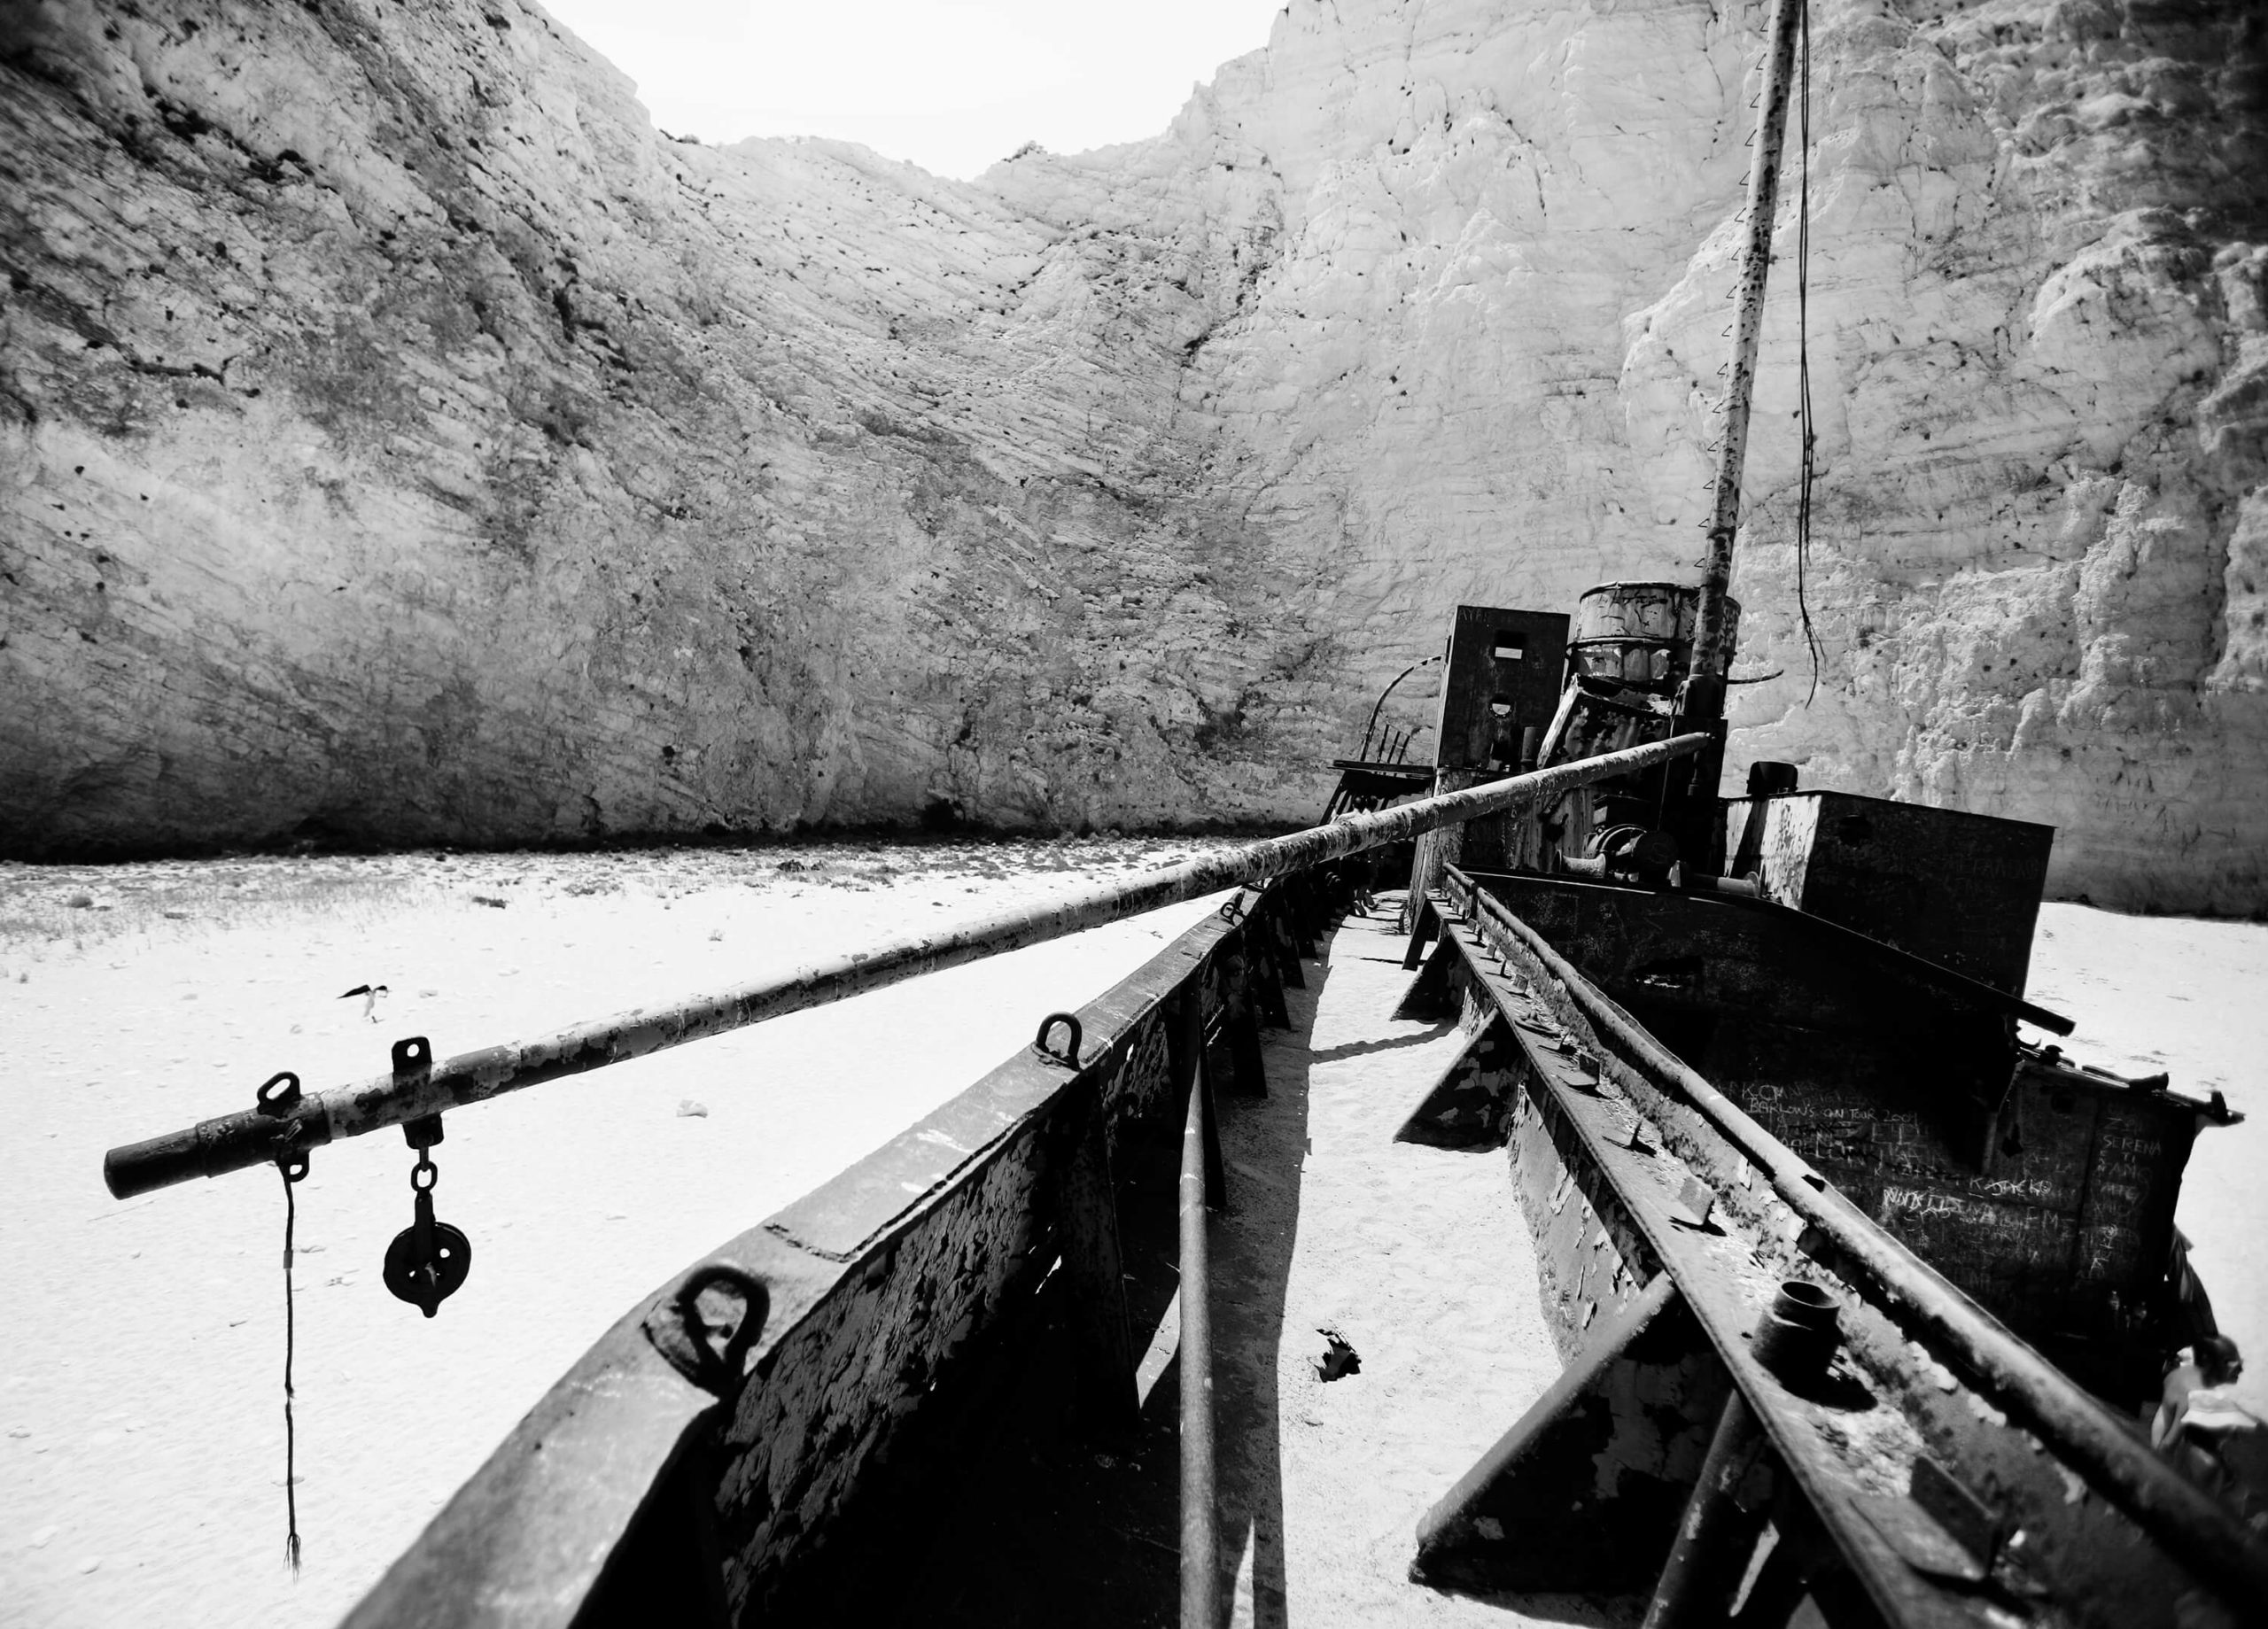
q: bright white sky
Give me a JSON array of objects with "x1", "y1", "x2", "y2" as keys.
[{"x1": 540, "y1": 0, "x2": 1287, "y2": 180}]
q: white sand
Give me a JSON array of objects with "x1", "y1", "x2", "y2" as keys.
[{"x1": 1, "y1": 860, "x2": 2259, "y2": 1629}]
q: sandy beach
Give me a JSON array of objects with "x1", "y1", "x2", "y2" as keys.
[{"x1": 1, "y1": 846, "x2": 2260, "y2": 1629}]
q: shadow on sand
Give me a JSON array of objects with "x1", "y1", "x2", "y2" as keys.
[
  {"x1": 1206, "y1": 946, "x2": 1328, "y2": 1626},
  {"x1": 879, "y1": 939, "x2": 1328, "y2": 1628}
]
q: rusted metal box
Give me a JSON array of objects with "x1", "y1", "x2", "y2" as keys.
[
  {"x1": 1723, "y1": 791, "x2": 2054, "y2": 996},
  {"x1": 1870, "y1": 1051, "x2": 2202, "y2": 1378},
  {"x1": 1433, "y1": 606, "x2": 1569, "y2": 773}
]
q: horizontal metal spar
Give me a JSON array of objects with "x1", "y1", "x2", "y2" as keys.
[{"x1": 100, "y1": 733, "x2": 1712, "y2": 1200}]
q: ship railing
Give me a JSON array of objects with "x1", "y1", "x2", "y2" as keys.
[{"x1": 346, "y1": 852, "x2": 1313, "y2": 1625}]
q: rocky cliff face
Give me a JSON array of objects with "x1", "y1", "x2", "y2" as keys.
[{"x1": 3, "y1": 0, "x2": 2263, "y2": 911}]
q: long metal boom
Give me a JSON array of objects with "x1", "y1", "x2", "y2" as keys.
[
  {"x1": 100, "y1": 733, "x2": 1710, "y2": 1199},
  {"x1": 1689, "y1": 0, "x2": 1805, "y2": 689}
]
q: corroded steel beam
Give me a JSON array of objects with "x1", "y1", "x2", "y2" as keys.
[
  {"x1": 1448, "y1": 871, "x2": 2268, "y2": 1614},
  {"x1": 101, "y1": 734, "x2": 1706, "y2": 1199}
]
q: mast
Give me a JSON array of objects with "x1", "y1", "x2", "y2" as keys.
[{"x1": 1685, "y1": 0, "x2": 1805, "y2": 710}]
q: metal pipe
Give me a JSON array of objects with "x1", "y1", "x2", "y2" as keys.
[
  {"x1": 1689, "y1": 0, "x2": 1806, "y2": 694},
  {"x1": 101, "y1": 739, "x2": 1713, "y2": 1200},
  {"x1": 1641, "y1": 1392, "x2": 1767, "y2": 1629},
  {"x1": 1177, "y1": 1045, "x2": 1217, "y2": 1629},
  {"x1": 1464, "y1": 883, "x2": 2268, "y2": 1609}
]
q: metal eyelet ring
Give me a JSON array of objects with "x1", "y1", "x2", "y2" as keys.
[
  {"x1": 1032, "y1": 1012, "x2": 1083, "y2": 1067},
  {"x1": 645, "y1": 1263, "x2": 770, "y2": 1396}
]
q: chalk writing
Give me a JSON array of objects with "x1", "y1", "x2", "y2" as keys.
[
  {"x1": 2097, "y1": 1132, "x2": 2163, "y2": 1160},
  {"x1": 1880, "y1": 1187, "x2": 2073, "y2": 1245},
  {"x1": 1965, "y1": 1174, "x2": 2058, "y2": 1203}
]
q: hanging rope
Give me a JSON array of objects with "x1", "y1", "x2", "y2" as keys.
[
  {"x1": 1794, "y1": 0, "x2": 1825, "y2": 702},
  {"x1": 279, "y1": 1158, "x2": 305, "y2": 1575}
]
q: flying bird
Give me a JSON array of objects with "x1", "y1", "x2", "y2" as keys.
[{"x1": 339, "y1": 983, "x2": 390, "y2": 1022}]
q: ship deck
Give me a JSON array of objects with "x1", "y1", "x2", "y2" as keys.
[{"x1": 889, "y1": 899, "x2": 1627, "y2": 1628}]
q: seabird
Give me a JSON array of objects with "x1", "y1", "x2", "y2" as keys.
[{"x1": 339, "y1": 983, "x2": 389, "y2": 1022}]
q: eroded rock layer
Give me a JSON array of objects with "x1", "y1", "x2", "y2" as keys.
[{"x1": 3, "y1": 0, "x2": 2263, "y2": 910}]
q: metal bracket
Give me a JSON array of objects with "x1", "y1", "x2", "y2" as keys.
[
  {"x1": 1854, "y1": 1457, "x2": 2003, "y2": 1584},
  {"x1": 254, "y1": 1072, "x2": 310, "y2": 1182},
  {"x1": 255, "y1": 1072, "x2": 301, "y2": 1116},
  {"x1": 392, "y1": 1037, "x2": 440, "y2": 1147}
]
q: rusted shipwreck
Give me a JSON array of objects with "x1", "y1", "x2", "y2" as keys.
[
  {"x1": 98, "y1": 696, "x2": 2265, "y2": 1629},
  {"x1": 97, "y1": 0, "x2": 2267, "y2": 1621}
]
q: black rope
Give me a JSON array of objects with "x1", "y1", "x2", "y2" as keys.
[
  {"x1": 1794, "y1": 0, "x2": 1824, "y2": 703},
  {"x1": 280, "y1": 1160, "x2": 303, "y2": 1576}
]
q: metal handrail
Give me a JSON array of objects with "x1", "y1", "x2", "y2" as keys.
[
  {"x1": 1354, "y1": 654, "x2": 1441, "y2": 763},
  {"x1": 102, "y1": 735, "x2": 1710, "y2": 1199}
]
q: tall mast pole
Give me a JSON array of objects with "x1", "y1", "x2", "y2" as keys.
[{"x1": 1686, "y1": 0, "x2": 1805, "y2": 708}]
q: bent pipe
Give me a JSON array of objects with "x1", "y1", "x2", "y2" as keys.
[
  {"x1": 101, "y1": 735, "x2": 1710, "y2": 1199},
  {"x1": 1453, "y1": 873, "x2": 2268, "y2": 1612}
]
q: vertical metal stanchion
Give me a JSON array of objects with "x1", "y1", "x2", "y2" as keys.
[{"x1": 1177, "y1": 1050, "x2": 1217, "y2": 1628}]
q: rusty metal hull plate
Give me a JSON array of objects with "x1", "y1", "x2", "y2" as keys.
[
  {"x1": 1426, "y1": 887, "x2": 2250, "y2": 1629},
  {"x1": 1470, "y1": 870, "x2": 2203, "y2": 1400}
]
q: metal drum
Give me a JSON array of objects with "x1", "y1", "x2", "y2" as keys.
[{"x1": 1567, "y1": 581, "x2": 1740, "y2": 691}]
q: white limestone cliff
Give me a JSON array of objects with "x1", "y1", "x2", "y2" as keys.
[{"x1": 2, "y1": 0, "x2": 2263, "y2": 911}]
